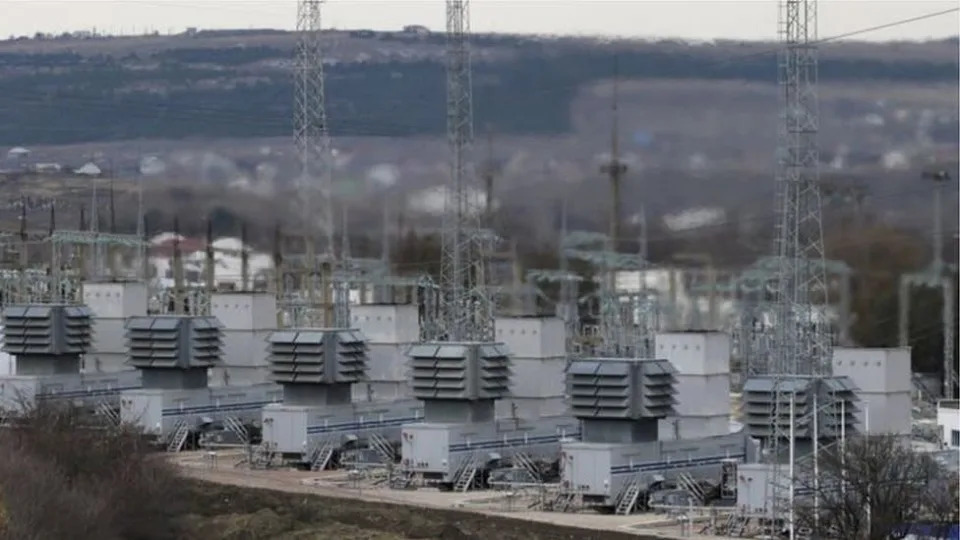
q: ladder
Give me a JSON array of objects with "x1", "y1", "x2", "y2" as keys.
[
  {"x1": 244, "y1": 442, "x2": 276, "y2": 469},
  {"x1": 310, "y1": 439, "x2": 336, "y2": 471},
  {"x1": 95, "y1": 401, "x2": 120, "y2": 425},
  {"x1": 222, "y1": 416, "x2": 249, "y2": 445},
  {"x1": 713, "y1": 513, "x2": 749, "y2": 537},
  {"x1": 730, "y1": 515, "x2": 750, "y2": 537},
  {"x1": 615, "y1": 481, "x2": 642, "y2": 515},
  {"x1": 677, "y1": 472, "x2": 706, "y2": 504},
  {"x1": 552, "y1": 491, "x2": 579, "y2": 512},
  {"x1": 511, "y1": 451, "x2": 541, "y2": 483},
  {"x1": 367, "y1": 432, "x2": 396, "y2": 463},
  {"x1": 390, "y1": 469, "x2": 416, "y2": 490},
  {"x1": 453, "y1": 455, "x2": 481, "y2": 492},
  {"x1": 167, "y1": 420, "x2": 190, "y2": 453}
]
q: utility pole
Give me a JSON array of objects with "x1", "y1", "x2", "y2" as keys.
[
  {"x1": 108, "y1": 180, "x2": 117, "y2": 278},
  {"x1": 78, "y1": 205, "x2": 88, "y2": 281},
  {"x1": 482, "y1": 126, "x2": 497, "y2": 229},
  {"x1": 17, "y1": 199, "x2": 26, "y2": 302},
  {"x1": 600, "y1": 55, "x2": 627, "y2": 255},
  {"x1": 172, "y1": 217, "x2": 184, "y2": 315},
  {"x1": 900, "y1": 169, "x2": 956, "y2": 399},
  {"x1": 557, "y1": 196, "x2": 578, "y2": 347},
  {"x1": 50, "y1": 202, "x2": 61, "y2": 303},
  {"x1": 923, "y1": 170, "x2": 950, "y2": 274},
  {"x1": 240, "y1": 222, "x2": 250, "y2": 292},
  {"x1": 90, "y1": 179, "x2": 102, "y2": 279},
  {"x1": 136, "y1": 153, "x2": 146, "y2": 280},
  {"x1": 273, "y1": 223, "x2": 285, "y2": 328},
  {"x1": 204, "y1": 219, "x2": 215, "y2": 302},
  {"x1": 340, "y1": 204, "x2": 351, "y2": 262},
  {"x1": 436, "y1": 0, "x2": 493, "y2": 342}
]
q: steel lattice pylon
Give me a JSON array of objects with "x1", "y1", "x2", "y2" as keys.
[
  {"x1": 773, "y1": 0, "x2": 829, "y2": 378},
  {"x1": 293, "y1": 0, "x2": 348, "y2": 328},
  {"x1": 436, "y1": 0, "x2": 494, "y2": 342},
  {"x1": 294, "y1": 1, "x2": 335, "y2": 259},
  {"x1": 768, "y1": 0, "x2": 831, "y2": 528}
]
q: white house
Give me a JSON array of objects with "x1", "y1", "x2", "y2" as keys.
[{"x1": 937, "y1": 400, "x2": 960, "y2": 448}]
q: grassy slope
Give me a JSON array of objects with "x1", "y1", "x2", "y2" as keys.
[{"x1": 179, "y1": 480, "x2": 652, "y2": 540}]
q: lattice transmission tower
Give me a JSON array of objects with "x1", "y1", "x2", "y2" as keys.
[
  {"x1": 435, "y1": 0, "x2": 494, "y2": 342},
  {"x1": 769, "y1": 0, "x2": 830, "y2": 526},
  {"x1": 293, "y1": 0, "x2": 345, "y2": 327},
  {"x1": 772, "y1": 0, "x2": 829, "y2": 378}
]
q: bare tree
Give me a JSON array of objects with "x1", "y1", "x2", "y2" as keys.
[
  {"x1": 0, "y1": 401, "x2": 186, "y2": 540},
  {"x1": 794, "y1": 434, "x2": 958, "y2": 540},
  {"x1": 922, "y1": 469, "x2": 960, "y2": 539}
]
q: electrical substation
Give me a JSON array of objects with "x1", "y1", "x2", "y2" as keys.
[{"x1": 0, "y1": 0, "x2": 956, "y2": 538}]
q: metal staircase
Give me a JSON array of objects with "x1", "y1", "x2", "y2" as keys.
[
  {"x1": 367, "y1": 432, "x2": 397, "y2": 464},
  {"x1": 309, "y1": 438, "x2": 336, "y2": 471},
  {"x1": 453, "y1": 455, "x2": 481, "y2": 492},
  {"x1": 222, "y1": 416, "x2": 249, "y2": 445},
  {"x1": 95, "y1": 401, "x2": 120, "y2": 425},
  {"x1": 676, "y1": 472, "x2": 706, "y2": 504},
  {"x1": 248, "y1": 442, "x2": 276, "y2": 469},
  {"x1": 551, "y1": 490, "x2": 581, "y2": 512},
  {"x1": 705, "y1": 513, "x2": 750, "y2": 537},
  {"x1": 390, "y1": 468, "x2": 416, "y2": 490},
  {"x1": 167, "y1": 420, "x2": 190, "y2": 453},
  {"x1": 615, "y1": 480, "x2": 643, "y2": 515},
  {"x1": 511, "y1": 451, "x2": 542, "y2": 483}
]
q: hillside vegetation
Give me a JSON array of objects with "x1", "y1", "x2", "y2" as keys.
[
  {"x1": 0, "y1": 402, "x2": 649, "y2": 540},
  {"x1": 0, "y1": 29, "x2": 956, "y2": 145}
]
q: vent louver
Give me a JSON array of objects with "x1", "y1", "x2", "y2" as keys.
[
  {"x1": 407, "y1": 342, "x2": 512, "y2": 401},
  {"x1": 266, "y1": 329, "x2": 368, "y2": 385},
  {"x1": 567, "y1": 358, "x2": 677, "y2": 420},
  {"x1": 125, "y1": 316, "x2": 222, "y2": 369},
  {"x1": 478, "y1": 344, "x2": 510, "y2": 398},
  {"x1": 3, "y1": 305, "x2": 93, "y2": 356},
  {"x1": 336, "y1": 330, "x2": 367, "y2": 381}
]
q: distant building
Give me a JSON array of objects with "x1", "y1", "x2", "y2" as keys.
[
  {"x1": 148, "y1": 233, "x2": 205, "y2": 259},
  {"x1": 3, "y1": 147, "x2": 30, "y2": 172},
  {"x1": 938, "y1": 400, "x2": 959, "y2": 448},
  {"x1": 31, "y1": 162, "x2": 62, "y2": 174},
  {"x1": 74, "y1": 162, "x2": 102, "y2": 177},
  {"x1": 6, "y1": 147, "x2": 29, "y2": 160},
  {"x1": 402, "y1": 25, "x2": 431, "y2": 37}
]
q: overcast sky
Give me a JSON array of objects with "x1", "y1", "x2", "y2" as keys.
[{"x1": 0, "y1": 0, "x2": 957, "y2": 42}]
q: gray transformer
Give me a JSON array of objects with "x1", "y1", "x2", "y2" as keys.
[
  {"x1": 260, "y1": 328, "x2": 423, "y2": 468},
  {"x1": 119, "y1": 315, "x2": 280, "y2": 445},
  {"x1": 401, "y1": 342, "x2": 579, "y2": 487},
  {"x1": 560, "y1": 358, "x2": 759, "y2": 510},
  {"x1": 0, "y1": 304, "x2": 141, "y2": 414}
]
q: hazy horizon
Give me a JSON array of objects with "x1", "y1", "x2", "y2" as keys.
[{"x1": 0, "y1": 0, "x2": 957, "y2": 44}]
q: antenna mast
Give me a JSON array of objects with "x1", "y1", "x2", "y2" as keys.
[{"x1": 437, "y1": 0, "x2": 492, "y2": 342}]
